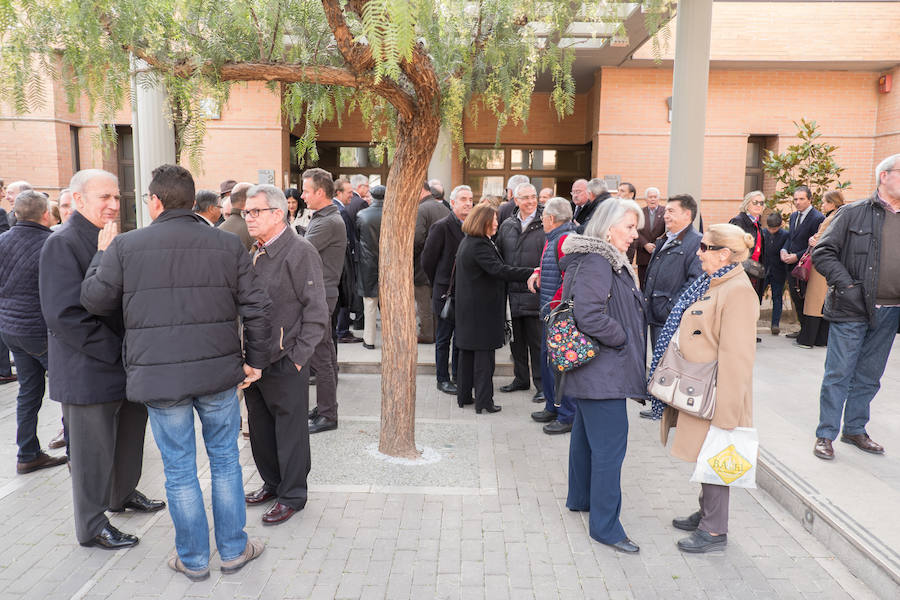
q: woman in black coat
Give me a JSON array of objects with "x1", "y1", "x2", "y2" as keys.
[
  {"x1": 557, "y1": 198, "x2": 647, "y2": 555},
  {"x1": 454, "y1": 204, "x2": 533, "y2": 413},
  {"x1": 728, "y1": 191, "x2": 766, "y2": 299}
]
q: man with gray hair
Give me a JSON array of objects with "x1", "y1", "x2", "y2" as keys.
[
  {"x1": 499, "y1": 174, "x2": 530, "y2": 223},
  {"x1": 3, "y1": 180, "x2": 34, "y2": 229},
  {"x1": 415, "y1": 181, "x2": 450, "y2": 343},
  {"x1": 346, "y1": 174, "x2": 371, "y2": 223},
  {"x1": 631, "y1": 186, "x2": 666, "y2": 287},
  {"x1": 812, "y1": 154, "x2": 900, "y2": 461},
  {"x1": 572, "y1": 178, "x2": 611, "y2": 234},
  {"x1": 0, "y1": 190, "x2": 67, "y2": 472},
  {"x1": 243, "y1": 184, "x2": 329, "y2": 525}
]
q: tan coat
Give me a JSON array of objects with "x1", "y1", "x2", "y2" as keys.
[
  {"x1": 804, "y1": 211, "x2": 840, "y2": 318},
  {"x1": 663, "y1": 265, "x2": 760, "y2": 462}
]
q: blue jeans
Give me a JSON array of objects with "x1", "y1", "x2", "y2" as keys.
[
  {"x1": 0, "y1": 336, "x2": 11, "y2": 376},
  {"x1": 763, "y1": 275, "x2": 786, "y2": 327},
  {"x1": 147, "y1": 388, "x2": 247, "y2": 570},
  {"x1": 433, "y1": 298, "x2": 458, "y2": 383},
  {"x1": 1, "y1": 333, "x2": 48, "y2": 461},
  {"x1": 541, "y1": 335, "x2": 574, "y2": 424},
  {"x1": 816, "y1": 307, "x2": 900, "y2": 440}
]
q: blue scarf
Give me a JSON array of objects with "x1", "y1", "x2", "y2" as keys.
[{"x1": 648, "y1": 263, "x2": 738, "y2": 418}]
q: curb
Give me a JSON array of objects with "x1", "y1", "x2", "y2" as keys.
[
  {"x1": 758, "y1": 447, "x2": 900, "y2": 599},
  {"x1": 338, "y1": 361, "x2": 516, "y2": 376}
]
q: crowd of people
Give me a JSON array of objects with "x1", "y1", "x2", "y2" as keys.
[{"x1": 0, "y1": 153, "x2": 898, "y2": 573}]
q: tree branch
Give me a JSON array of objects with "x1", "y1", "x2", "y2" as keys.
[
  {"x1": 320, "y1": 0, "x2": 375, "y2": 72},
  {"x1": 247, "y1": 6, "x2": 267, "y2": 59}
]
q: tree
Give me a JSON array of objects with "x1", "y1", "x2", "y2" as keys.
[
  {"x1": 762, "y1": 118, "x2": 851, "y2": 217},
  {"x1": 1, "y1": 0, "x2": 671, "y2": 458}
]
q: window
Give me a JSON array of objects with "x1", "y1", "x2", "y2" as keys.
[
  {"x1": 463, "y1": 144, "x2": 590, "y2": 199},
  {"x1": 745, "y1": 136, "x2": 775, "y2": 196}
]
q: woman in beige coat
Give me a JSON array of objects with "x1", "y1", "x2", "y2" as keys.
[
  {"x1": 655, "y1": 223, "x2": 759, "y2": 553},
  {"x1": 800, "y1": 191, "x2": 845, "y2": 347}
]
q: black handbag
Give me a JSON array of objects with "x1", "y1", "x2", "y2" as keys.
[{"x1": 439, "y1": 262, "x2": 456, "y2": 321}]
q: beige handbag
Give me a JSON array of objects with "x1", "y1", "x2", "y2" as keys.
[{"x1": 648, "y1": 330, "x2": 718, "y2": 420}]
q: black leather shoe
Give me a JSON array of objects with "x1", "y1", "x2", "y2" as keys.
[
  {"x1": 602, "y1": 538, "x2": 640, "y2": 554},
  {"x1": 109, "y1": 490, "x2": 166, "y2": 513},
  {"x1": 532, "y1": 391, "x2": 545, "y2": 403},
  {"x1": 362, "y1": 343, "x2": 375, "y2": 350},
  {"x1": 543, "y1": 420, "x2": 572, "y2": 435},
  {"x1": 672, "y1": 511, "x2": 701, "y2": 531},
  {"x1": 677, "y1": 530, "x2": 727, "y2": 553},
  {"x1": 639, "y1": 409, "x2": 659, "y2": 420},
  {"x1": 531, "y1": 409, "x2": 556, "y2": 423},
  {"x1": 785, "y1": 331, "x2": 799, "y2": 339},
  {"x1": 245, "y1": 485, "x2": 276, "y2": 505},
  {"x1": 457, "y1": 399, "x2": 474, "y2": 408},
  {"x1": 309, "y1": 414, "x2": 338, "y2": 433},
  {"x1": 437, "y1": 381, "x2": 458, "y2": 395},
  {"x1": 81, "y1": 524, "x2": 139, "y2": 549},
  {"x1": 500, "y1": 381, "x2": 530, "y2": 393},
  {"x1": 308, "y1": 406, "x2": 319, "y2": 420},
  {"x1": 476, "y1": 404, "x2": 502, "y2": 414}
]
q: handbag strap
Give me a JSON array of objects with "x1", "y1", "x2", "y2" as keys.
[
  {"x1": 559, "y1": 260, "x2": 584, "y2": 306},
  {"x1": 447, "y1": 261, "x2": 457, "y2": 297}
]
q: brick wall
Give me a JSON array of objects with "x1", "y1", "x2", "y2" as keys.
[{"x1": 875, "y1": 65, "x2": 900, "y2": 165}]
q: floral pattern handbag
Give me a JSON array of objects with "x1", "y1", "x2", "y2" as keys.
[{"x1": 544, "y1": 262, "x2": 599, "y2": 373}]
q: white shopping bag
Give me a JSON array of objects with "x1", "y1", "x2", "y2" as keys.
[{"x1": 690, "y1": 426, "x2": 758, "y2": 489}]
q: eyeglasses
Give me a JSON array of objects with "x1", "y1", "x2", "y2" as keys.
[
  {"x1": 141, "y1": 192, "x2": 149, "y2": 205},
  {"x1": 750, "y1": 200, "x2": 765, "y2": 206},
  {"x1": 699, "y1": 242, "x2": 726, "y2": 253},
  {"x1": 241, "y1": 207, "x2": 278, "y2": 219}
]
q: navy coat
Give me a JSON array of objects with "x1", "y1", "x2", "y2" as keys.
[
  {"x1": 420, "y1": 212, "x2": 464, "y2": 302},
  {"x1": 783, "y1": 207, "x2": 825, "y2": 257},
  {"x1": 0, "y1": 220, "x2": 52, "y2": 337},
  {"x1": 496, "y1": 210, "x2": 545, "y2": 318},
  {"x1": 557, "y1": 235, "x2": 647, "y2": 401},
  {"x1": 643, "y1": 225, "x2": 703, "y2": 327},
  {"x1": 39, "y1": 212, "x2": 126, "y2": 405}
]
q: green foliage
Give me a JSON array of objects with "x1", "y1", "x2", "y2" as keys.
[{"x1": 762, "y1": 118, "x2": 851, "y2": 216}]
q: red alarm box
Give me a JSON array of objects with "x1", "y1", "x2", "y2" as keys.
[{"x1": 879, "y1": 74, "x2": 892, "y2": 94}]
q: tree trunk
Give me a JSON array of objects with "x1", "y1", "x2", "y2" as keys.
[{"x1": 377, "y1": 110, "x2": 440, "y2": 458}]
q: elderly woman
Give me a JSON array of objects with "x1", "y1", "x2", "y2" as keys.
[
  {"x1": 557, "y1": 198, "x2": 647, "y2": 554},
  {"x1": 729, "y1": 191, "x2": 766, "y2": 299},
  {"x1": 454, "y1": 204, "x2": 533, "y2": 413},
  {"x1": 527, "y1": 198, "x2": 577, "y2": 434},
  {"x1": 798, "y1": 190, "x2": 845, "y2": 348},
  {"x1": 654, "y1": 223, "x2": 758, "y2": 553}
]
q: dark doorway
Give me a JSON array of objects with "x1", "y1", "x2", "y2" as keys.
[{"x1": 116, "y1": 126, "x2": 137, "y2": 232}]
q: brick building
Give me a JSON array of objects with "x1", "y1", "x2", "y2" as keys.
[{"x1": 1, "y1": 1, "x2": 899, "y2": 229}]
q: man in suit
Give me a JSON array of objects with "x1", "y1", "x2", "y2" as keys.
[
  {"x1": 192, "y1": 189, "x2": 222, "y2": 226},
  {"x1": 332, "y1": 177, "x2": 363, "y2": 344},
  {"x1": 218, "y1": 182, "x2": 254, "y2": 251},
  {"x1": 346, "y1": 174, "x2": 371, "y2": 224},
  {"x1": 780, "y1": 185, "x2": 825, "y2": 340},
  {"x1": 40, "y1": 169, "x2": 164, "y2": 550},
  {"x1": 573, "y1": 178, "x2": 611, "y2": 233},
  {"x1": 414, "y1": 182, "x2": 450, "y2": 343},
  {"x1": 632, "y1": 187, "x2": 666, "y2": 287},
  {"x1": 498, "y1": 175, "x2": 530, "y2": 224}
]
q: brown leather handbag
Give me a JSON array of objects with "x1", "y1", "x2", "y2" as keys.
[{"x1": 648, "y1": 331, "x2": 718, "y2": 420}]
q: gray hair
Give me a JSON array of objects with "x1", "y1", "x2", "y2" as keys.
[
  {"x1": 350, "y1": 174, "x2": 369, "y2": 189},
  {"x1": 587, "y1": 177, "x2": 608, "y2": 197},
  {"x1": 449, "y1": 185, "x2": 472, "y2": 203},
  {"x1": 543, "y1": 197, "x2": 573, "y2": 223},
  {"x1": 58, "y1": 188, "x2": 73, "y2": 204},
  {"x1": 14, "y1": 189, "x2": 49, "y2": 222},
  {"x1": 70, "y1": 169, "x2": 117, "y2": 194},
  {"x1": 876, "y1": 154, "x2": 900, "y2": 183},
  {"x1": 645, "y1": 186, "x2": 660, "y2": 197},
  {"x1": 514, "y1": 183, "x2": 536, "y2": 198},
  {"x1": 247, "y1": 184, "x2": 288, "y2": 220},
  {"x1": 6, "y1": 180, "x2": 33, "y2": 200},
  {"x1": 506, "y1": 174, "x2": 529, "y2": 193},
  {"x1": 740, "y1": 190, "x2": 765, "y2": 213},
  {"x1": 584, "y1": 197, "x2": 645, "y2": 240}
]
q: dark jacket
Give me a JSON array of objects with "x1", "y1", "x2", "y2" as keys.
[
  {"x1": 538, "y1": 222, "x2": 576, "y2": 317},
  {"x1": 39, "y1": 212, "x2": 126, "y2": 405},
  {"x1": 783, "y1": 207, "x2": 825, "y2": 256},
  {"x1": 812, "y1": 193, "x2": 885, "y2": 325},
  {"x1": 356, "y1": 198, "x2": 383, "y2": 297},
  {"x1": 0, "y1": 220, "x2": 52, "y2": 337},
  {"x1": 763, "y1": 227, "x2": 789, "y2": 282},
  {"x1": 80, "y1": 209, "x2": 272, "y2": 404},
  {"x1": 333, "y1": 199, "x2": 361, "y2": 312},
  {"x1": 251, "y1": 226, "x2": 329, "y2": 367},
  {"x1": 420, "y1": 212, "x2": 464, "y2": 302},
  {"x1": 729, "y1": 211, "x2": 765, "y2": 269},
  {"x1": 454, "y1": 236, "x2": 533, "y2": 350},
  {"x1": 630, "y1": 205, "x2": 666, "y2": 266},
  {"x1": 414, "y1": 196, "x2": 450, "y2": 286},
  {"x1": 0, "y1": 207, "x2": 9, "y2": 233},
  {"x1": 347, "y1": 193, "x2": 369, "y2": 224},
  {"x1": 305, "y1": 203, "x2": 347, "y2": 301},
  {"x1": 558, "y1": 235, "x2": 647, "y2": 400},
  {"x1": 218, "y1": 210, "x2": 253, "y2": 251},
  {"x1": 496, "y1": 210, "x2": 546, "y2": 317},
  {"x1": 498, "y1": 200, "x2": 516, "y2": 224},
  {"x1": 643, "y1": 225, "x2": 703, "y2": 326},
  {"x1": 574, "y1": 191, "x2": 611, "y2": 234}
]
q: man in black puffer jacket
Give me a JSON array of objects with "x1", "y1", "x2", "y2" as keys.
[
  {"x1": 81, "y1": 164, "x2": 272, "y2": 579},
  {"x1": 497, "y1": 183, "x2": 546, "y2": 401}
]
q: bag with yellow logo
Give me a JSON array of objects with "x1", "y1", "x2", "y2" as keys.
[{"x1": 690, "y1": 426, "x2": 758, "y2": 489}]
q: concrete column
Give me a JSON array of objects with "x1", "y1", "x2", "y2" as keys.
[
  {"x1": 666, "y1": 0, "x2": 713, "y2": 220},
  {"x1": 427, "y1": 126, "x2": 453, "y2": 188},
  {"x1": 130, "y1": 57, "x2": 176, "y2": 228}
]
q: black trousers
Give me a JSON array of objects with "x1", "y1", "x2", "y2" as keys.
[
  {"x1": 310, "y1": 297, "x2": 339, "y2": 421},
  {"x1": 797, "y1": 315, "x2": 830, "y2": 347},
  {"x1": 62, "y1": 400, "x2": 148, "y2": 543},
  {"x1": 457, "y1": 349, "x2": 495, "y2": 410},
  {"x1": 245, "y1": 356, "x2": 310, "y2": 510},
  {"x1": 509, "y1": 316, "x2": 542, "y2": 391},
  {"x1": 788, "y1": 273, "x2": 807, "y2": 328}
]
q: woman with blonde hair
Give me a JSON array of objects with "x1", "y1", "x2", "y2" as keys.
[
  {"x1": 653, "y1": 223, "x2": 759, "y2": 553},
  {"x1": 797, "y1": 190, "x2": 846, "y2": 348},
  {"x1": 729, "y1": 191, "x2": 767, "y2": 299}
]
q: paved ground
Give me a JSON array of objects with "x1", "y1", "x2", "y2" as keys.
[{"x1": 0, "y1": 338, "x2": 880, "y2": 600}]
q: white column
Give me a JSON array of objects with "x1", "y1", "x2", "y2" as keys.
[
  {"x1": 666, "y1": 0, "x2": 713, "y2": 220},
  {"x1": 427, "y1": 126, "x2": 453, "y2": 188},
  {"x1": 130, "y1": 58, "x2": 176, "y2": 228}
]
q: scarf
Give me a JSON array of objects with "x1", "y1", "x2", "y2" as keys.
[{"x1": 648, "y1": 262, "x2": 738, "y2": 418}]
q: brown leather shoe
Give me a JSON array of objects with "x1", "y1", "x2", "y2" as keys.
[
  {"x1": 814, "y1": 437, "x2": 834, "y2": 460},
  {"x1": 262, "y1": 502, "x2": 298, "y2": 525},
  {"x1": 48, "y1": 428, "x2": 66, "y2": 450},
  {"x1": 245, "y1": 485, "x2": 276, "y2": 505},
  {"x1": 840, "y1": 433, "x2": 885, "y2": 455},
  {"x1": 17, "y1": 451, "x2": 68, "y2": 474}
]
